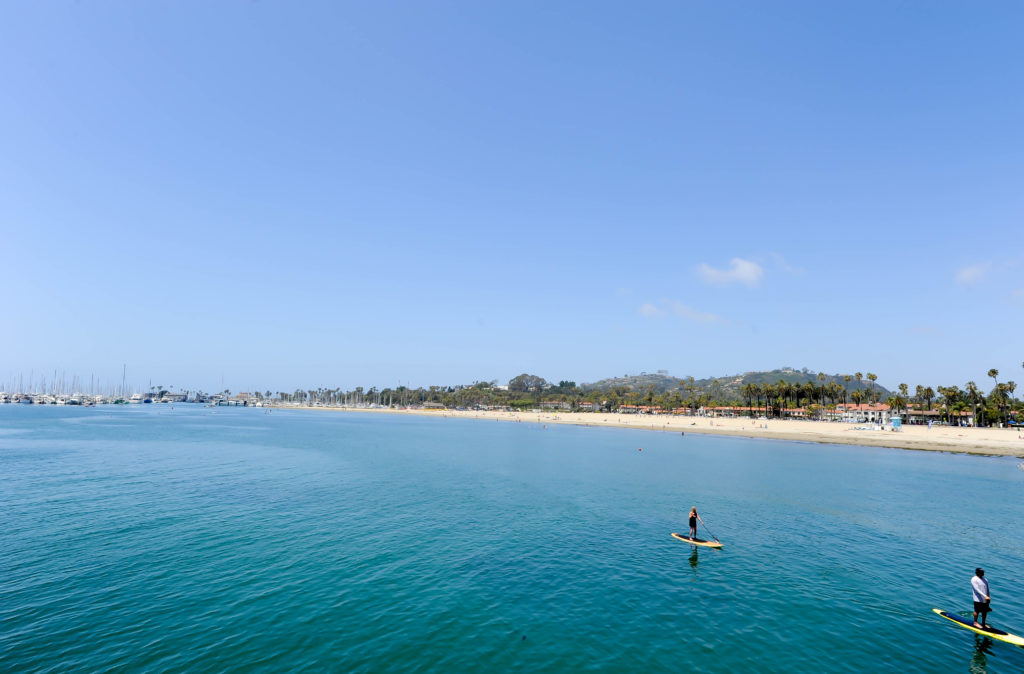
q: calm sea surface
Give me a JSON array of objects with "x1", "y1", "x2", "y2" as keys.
[{"x1": 2, "y1": 405, "x2": 1023, "y2": 672}]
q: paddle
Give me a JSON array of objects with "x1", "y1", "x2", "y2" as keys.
[
  {"x1": 700, "y1": 519, "x2": 720, "y2": 543},
  {"x1": 683, "y1": 509, "x2": 720, "y2": 543}
]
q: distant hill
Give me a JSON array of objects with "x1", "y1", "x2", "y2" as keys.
[
  {"x1": 582, "y1": 372, "x2": 681, "y2": 393},
  {"x1": 582, "y1": 368, "x2": 890, "y2": 400}
]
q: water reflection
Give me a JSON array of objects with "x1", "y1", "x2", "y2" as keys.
[
  {"x1": 968, "y1": 635, "x2": 993, "y2": 674},
  {"x1": 688, "y1": 547, "x2": 699, "y2": 572}
]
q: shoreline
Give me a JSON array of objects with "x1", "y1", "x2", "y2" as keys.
[{"x1": 276, "y1": 406, "x2": 1024, "y2": 459}]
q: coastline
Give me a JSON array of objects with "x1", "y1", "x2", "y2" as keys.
[{"x1": 280, "y1": 406, "x2": 1024, "y2": 459}]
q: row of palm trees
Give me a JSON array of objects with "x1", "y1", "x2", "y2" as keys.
[
  {"x1": 736, "y1": 370, "x2": 1018, "y2": 426},
  {"x1": 739, "y1": 378, "x2": 896, "y2": 420}
]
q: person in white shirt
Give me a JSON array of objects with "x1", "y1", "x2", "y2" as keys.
[{"x1": 972, "y1": 567, "x2": 991, "y2": 628}]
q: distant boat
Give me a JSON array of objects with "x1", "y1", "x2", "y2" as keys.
[
  {"x1": 143, "y1": 398, "x2": 152, "y2": 404},
  {"x1": 129, "y1": 394, "x2": 142, "y2": 404}
]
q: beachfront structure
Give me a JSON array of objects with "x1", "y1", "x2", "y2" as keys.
[
  {"x1": 704, "y1": 406, "x2": 774, "y2": 418},
  {"x1": 696, "y1": 404, "x2": 886, "y2": 423},
  {"x1": 617, "y1": 405, "x2": 667, "y2": 414},
  {"x1": 899, "y1": 407, "x2": 973, "y2": 426},
  {"x1": 824, "y1": 403, "x2": 891, "y2": 424}
]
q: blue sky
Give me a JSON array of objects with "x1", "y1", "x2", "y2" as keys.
[{"x1": 2, "y1": 1, "x2": 1022, "y2": 394}]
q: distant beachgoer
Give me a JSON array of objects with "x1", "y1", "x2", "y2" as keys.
[
  {"x1": 972, "y1": 568, "x2": 991, "y2": 628},
  {"x1": 688, "y1": 507, "x2": 704, "y2": 540}
]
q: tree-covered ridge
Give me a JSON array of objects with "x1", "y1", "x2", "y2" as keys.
[{"x1": 584, "y1": 368, "x2": 890, "y2": 398}]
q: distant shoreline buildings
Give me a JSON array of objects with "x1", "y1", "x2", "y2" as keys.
[
  {"x1": 0, "y1": 390, "x2": 1003, "y2": 429},
  {"x1": 2, "y1": 366, "x2": 1019, "y2": 428}
]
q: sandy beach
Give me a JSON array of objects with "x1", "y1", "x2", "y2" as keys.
[{"x1": 297, "y1": 407, "x2": 1024, "y2": 458}]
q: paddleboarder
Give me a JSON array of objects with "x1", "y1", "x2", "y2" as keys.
[
  {"x1": 688, "y1": 506, "x2": 704, "y2": 541},
  {"x1": 972, "y1": 568, "x2": 991, "y2": 629}
]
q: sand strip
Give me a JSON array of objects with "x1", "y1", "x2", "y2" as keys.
[{"x1": 275, "y1": 406, "x2": 1024, "y2": 459}]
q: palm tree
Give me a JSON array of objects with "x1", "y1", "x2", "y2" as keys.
[
  {"x1": 965, "y1": 381, "x2": 981, "y2": 427},
  {"x1": 777, "y1": 380, "x2": 791, "y2": 417},
  {"x1": 985, "y1": 370, "x2": 998, "y2": 412},
  {"x1": 886, "y1": 394, "x2": 907, "y2": 418},
  {"x1": 939, "y1": 385, "x2": 961, "y2": 425},
  {"x1": 993, "y1": 383, "x2": 1010, "y2": 427},
  {"x1": 748, "y1": 384, "x2": 759, "y2": 417},
  {"x1": 772, "y1": 383, "x2": 784, "y2": 418},
  {"x1": 760, "y1": 383, "x2": 773, "y2": 417},
  {"x1": 802, "y1": 382, "x2": 816, "y2": 412},
  {"x1": 743, "y1": 384, "x2": 756, "y2": 417},
  {"x1": 828, "y1": 382, "x2": 843, "y2": 412},
  {"x1": 1007, "y1": 381, "x2": 1018, "y2": 427},
  {"x1": 867, "y1": 373, "x2": 878, "y2": 403},
  {"x1": 850, "y1": 389, "x2": 864, "y2": 418}
]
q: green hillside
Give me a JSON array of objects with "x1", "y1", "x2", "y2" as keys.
[
  {"x1": 583, "y1": 368, "x2": 890, "y2": 399},
  {"x1": 581, "y1": 371, "x2": 680, "y2": 393}
]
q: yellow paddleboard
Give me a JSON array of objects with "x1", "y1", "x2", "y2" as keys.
[
  {"x1": 671, "y1": 532, "x2": 722, "y2": 548},
  {"x1": 933, "y1": 609, "x2": 1024, "y2": 647}
]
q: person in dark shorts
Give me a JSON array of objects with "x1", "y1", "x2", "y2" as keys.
[
  {"x1": 688, "y1": 506, "x2": 704, "y2": 540},
  {"x1": 972, "y1": 567, "x2": 991, "y2": 628}
]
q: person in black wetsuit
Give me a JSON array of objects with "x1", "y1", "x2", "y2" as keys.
[{"x1": 688, "y1": 506, "x2": 704, "y2": 540}]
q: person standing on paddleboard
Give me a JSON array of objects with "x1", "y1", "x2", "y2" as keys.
[
  {"x1": 688, "y1": 507, "x2": 704, "y2": 541},
  {"x1": 972, "y1": 568, "x2": 991, "y2": 628}
]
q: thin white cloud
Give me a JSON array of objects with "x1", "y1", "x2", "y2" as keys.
[
  {"x1": 698, "y1": 258, "x2": 763, "y2": 287},
  {"x1": 671, "y1": 302, "x2": 723, "y2": 323},
  {"x1": 768, "y1": 252, "x2": 804, "y2": 275},
  {"x1": 955, "y1": 263, "x2": 990, "y2": 286},
  {"x1": 639, "y1": 301, "x2": 722, "y2": 324}
]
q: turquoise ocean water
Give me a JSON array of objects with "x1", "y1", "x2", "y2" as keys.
[{"x1": 2, "y1": 404, "x2": 1023, "y2": 672}]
